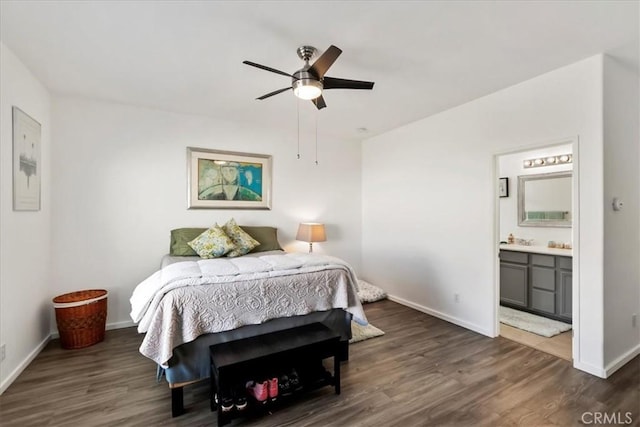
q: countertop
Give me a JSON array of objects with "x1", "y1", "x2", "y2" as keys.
[{"x1": 499, "y1": 243, "x2": 572, "y2": 257}]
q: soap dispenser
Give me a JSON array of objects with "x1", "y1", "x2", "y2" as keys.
[{"x1": 508, "y1": 233, "x2": 514, "y2": 244}]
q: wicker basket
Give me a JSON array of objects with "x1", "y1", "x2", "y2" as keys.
[{"x1": 53, "y1": 289, "x2": 108, "y2": 349}]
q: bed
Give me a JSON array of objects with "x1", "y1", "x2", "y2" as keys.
[{"x1": 130, "y1": 226, "x2": 366, "y2": 416}]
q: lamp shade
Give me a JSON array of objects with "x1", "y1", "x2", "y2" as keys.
[
  {"x1": 296, "y1": 223, "x2": 326, "y2": 243},
  {"x1": 293, "y1": 79, "x2": 323, "y2": 100}
]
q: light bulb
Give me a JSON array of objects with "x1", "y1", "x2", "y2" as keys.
[{"x1": 292, "y1": 78, "x2": 323, "y2": 100}]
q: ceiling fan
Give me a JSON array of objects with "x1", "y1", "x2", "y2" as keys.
[{"x1": 243, "y1": 45, "x2": 375, "y2": 110}]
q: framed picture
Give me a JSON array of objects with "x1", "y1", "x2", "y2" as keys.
[
  {"x1": 13, "y1": 107, "x2": 41, "y2": 211},
  {"x1": 187, "y1": 147, "x2": 272, "y2": 210},
  {"x1": 499, "y1": 177, "x2": 509, "y2": 198}
]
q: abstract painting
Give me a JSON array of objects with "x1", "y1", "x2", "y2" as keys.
[{"x1": 187, "y1": 147, "x2": 272, "y2": 209}]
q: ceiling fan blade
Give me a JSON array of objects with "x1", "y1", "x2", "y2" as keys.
[
  {"x1": 309, "y1": 45, "x2": 342, "y2": 78},
  {"x1": 312, "y1": 95, "x2": 327, "y2": 110},
  {"x1": 256, "y1": 87, "x2": 292, "y2": 100},
  {"x1": 243, "y1": 60, "x2": 294, "y2": 78},
  {"x1": 323, "y1": 76, "x2": 375, "y2": 90}
]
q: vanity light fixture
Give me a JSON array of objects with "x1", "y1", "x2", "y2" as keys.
[{"x1": 523, "y1": 154, "x2": 572, "y2": 169}]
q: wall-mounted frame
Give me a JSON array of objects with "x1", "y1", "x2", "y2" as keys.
[
  {"x1": 498, "y1": 177, "x2": 509, "y2": 198},
  {"x1": 518, "y1": 171, "x2": 572, "y2": 227},
  {"x1": 187, "y1": 147, "x2": 272, "y2": 210},
  {"x1": 13, "y1": 107, "x2": 41, "y2": 211}
]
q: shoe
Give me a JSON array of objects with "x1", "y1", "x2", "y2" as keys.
[
  {"x1": 215, "y1": 392, "x2": 234, "y2": 412},
  {"x1": 278, "y1": 374, "x2": 292, "y2": 396},
  {"x1": 234, "y1": 388, "x2": 248, "y2": 411},
  {"x1": 289, "y1": 369, "x2": 302, "y2": 392},
  {"x1": 268, "y1": 377, "x2": 278, "y2": 401},
  {"x1": 246, "y1": 380, "x2": 268, "y2": 403}
]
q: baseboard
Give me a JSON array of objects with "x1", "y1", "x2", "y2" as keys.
[
  {"x1": 387, "y1": 294, "x2": 494, "y2": 338},
  {"x1": 604, "y1": 343, "x2": 640, "y2": 378},
  {"x1": 573, "y1": 360, "x2": 606, "y2": 378},
  {"x1": 106, "y1": 319, "x2": 136, "y2": 330},
  {"x1": 51, "y1": 319, "x2": 136, "y2": 339},
  {"x1": 0, "y1": 334, "x2": 50, "y2": 395}
]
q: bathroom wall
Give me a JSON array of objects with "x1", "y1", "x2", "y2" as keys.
[{"x1": 499, "y1": 143, "x2": 573, "y2": 246}]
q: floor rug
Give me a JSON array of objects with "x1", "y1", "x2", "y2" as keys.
[
  {"x1": 350, "y1": 321, "x2": 385, "y2": 343},
  {"x1": 500, "y1": 306, "x2": 571, "y2": 338}
]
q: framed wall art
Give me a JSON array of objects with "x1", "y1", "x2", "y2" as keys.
[
  {"x1": 13, "y1": 107, "x2": 41, "y2": 211},
  {"x1": 187, "y1": 147, "x2": 272, "y2": 210},
  {"x1": 499, "y1": 177, "x2": 509, "y2": 198}
]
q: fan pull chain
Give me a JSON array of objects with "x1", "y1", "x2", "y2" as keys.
[
  {"x1": 296, "y1": 99, "x2": 301, "y2": 159},
  {"x1": 315, "y1": 111, "x2": 319, "y2": 165}
]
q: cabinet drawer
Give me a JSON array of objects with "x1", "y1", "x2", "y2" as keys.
[
  {"x1": 500, "y1": 251, "x2": 528, "y2": 264},
  {"x1": 531, "y1": 254, "x2": 555, "y2": 267},
  {"x1": 531, "y1": 266, "x2": 556, "y2": 291},
  {"x1": 558, "y1": 256, "x2": 572, "y2": 270},
  {"x1": 531, "y1": 289, "x2": 555, "y2": 314}
]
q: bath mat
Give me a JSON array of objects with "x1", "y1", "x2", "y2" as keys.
[{"x1": 500, "y1": 306, "x2": 571, "y2": 337}]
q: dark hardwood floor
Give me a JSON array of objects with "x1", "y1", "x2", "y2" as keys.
[{"x1": 1, "y1": 299, "x2": 638, "y2": 426}]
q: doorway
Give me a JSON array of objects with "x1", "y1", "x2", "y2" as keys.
[{"x1": 495, "y1": 141, "x2": 577, "y2": 362}]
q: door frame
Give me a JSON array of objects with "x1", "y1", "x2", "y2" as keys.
[{"x1": 493, "y1": 136, "x2": 580, "y2": 364}]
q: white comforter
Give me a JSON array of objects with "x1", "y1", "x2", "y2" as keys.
[{"x1": 130, "y1": 253, "x2": 366, "y2": 366}]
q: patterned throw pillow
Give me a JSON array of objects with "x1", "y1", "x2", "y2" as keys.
[
  {"x1": 187, "y1": 224, "x2": 236, "y2": 259},
  {"x1": 223, "y1": 218, "x2": 260, "y2": 257}
]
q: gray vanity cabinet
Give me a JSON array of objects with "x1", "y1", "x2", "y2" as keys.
[
  {"x1": 500, "y1": 250, "x2": 572, "y2": 323},
  {"x1": 557, "y1": 256, "x2": 572, "y2": 319},
  {"x1": 499, "y1": 251, "x2": 528, "y2": 308},
  {"x1": 531, "y1": 254, "x2": 556, "y2": 315}
]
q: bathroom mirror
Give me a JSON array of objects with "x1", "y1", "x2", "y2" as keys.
[{"x1": 518, "y1": 171, "x2": 572, "y2": 227}]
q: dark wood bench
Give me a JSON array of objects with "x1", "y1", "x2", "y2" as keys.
[{"x1": 209, "y1": 323, "x2": 341, "y2": 426}]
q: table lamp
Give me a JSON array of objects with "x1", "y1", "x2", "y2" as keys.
[{"x1": 296, "y1": 223, "x2": 326, "y2": 253}]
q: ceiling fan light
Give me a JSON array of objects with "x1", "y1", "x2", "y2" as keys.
[{"x1": 293, "y1": 79, "x2": 323, "y2": 100}]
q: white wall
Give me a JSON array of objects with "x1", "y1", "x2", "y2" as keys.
[
  {"x1": 0, "y1": 42, "x2": 52, "y2": 393},
  {"x1": 362, "y1": 56, "x2": 606, "y2": 375},
  {"x1": 602, "y1": 55, "x2": 640, "y2": 372},
  {"x1": 51, "y1": 97, "x2": 363, "y2": 329},
  {"x1": 498, "y1": 143, "x2": 573, "y2": 245}
]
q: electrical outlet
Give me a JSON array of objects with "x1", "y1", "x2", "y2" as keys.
[
  {"x1": 454, "y1": 293, "x2": 460, "y2": 303},
  {"x1": 1, "y1": 344, "x2": 5, "y2": 362},
  {"x1": 633, "y1": 314, "x2": 637, "y2": 328}
]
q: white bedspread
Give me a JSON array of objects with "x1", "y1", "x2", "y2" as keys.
[{"x1": 130, "y1": 253, "x2": 367, "y2": 366}]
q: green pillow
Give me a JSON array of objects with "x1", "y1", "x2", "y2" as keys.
[
  {"x1": 170, "y1": 228, "x2": 207, "y2": 256},
  {"x1": 169, "y1": 225, "x2": 282, "y2": 256},
  {"x1": 240, "y1": 226, "x2": 283, "y2": 253},
  {"x1": 223, "y1": 218, "x2": 260, "y2": 257},
  {"x1": 187, "y1": 225, "x2": 236, "y2": 259}
]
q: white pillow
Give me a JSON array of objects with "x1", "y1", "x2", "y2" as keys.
[{"x1": 357, "y1": 280, "x2": 387, "y2": 303}]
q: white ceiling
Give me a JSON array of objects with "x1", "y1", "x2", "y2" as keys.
[{"x1": 1, "y1": 1, "x2": 638, "y2": 140}]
